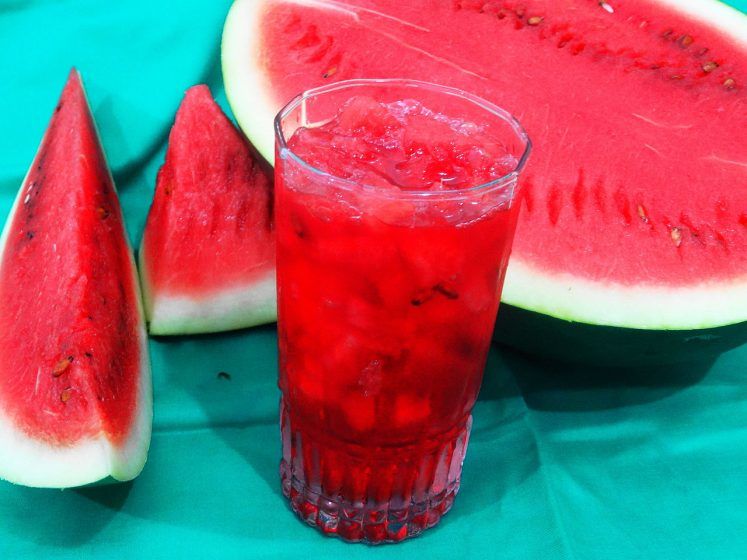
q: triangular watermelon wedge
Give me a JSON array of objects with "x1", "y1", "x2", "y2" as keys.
[
  {"x1": 139, "y1": 85, "x2": 276, "y2": 335},
  {"x1": 0, "y1": 70, "x2": 152, "y2": 488}
]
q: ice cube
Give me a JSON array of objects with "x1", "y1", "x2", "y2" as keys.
[
  {"x1": 384, "y1": 98, "x2": 426, "y2": 122},
  {"x1": 334, "y1": 95, "x2": 398, "y2": 135}
]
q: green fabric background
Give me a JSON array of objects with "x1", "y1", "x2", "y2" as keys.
[{"x1": 1, "y1": 1, "x2": 746, "y2": 558}]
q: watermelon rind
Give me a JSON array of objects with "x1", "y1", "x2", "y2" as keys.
[
  {"x1": 138, "y1": 254, "x2": 277, "y2": 336},
  {"x1": 222, "y1": 0, "x2": 278, "y2": 164},
  {"x1": 501, "y1": 260, "x2": 747, "y2": 331},
  {"x1": 654, "y1": 0, "x2": 747, "y2": 48},
  {"x1": 222, "y1": 0, "x2": 747, "y2": 344},
  {"x1": 494, "y1": 303, "x2": 747, "y2": 366},
  {"x1": 0, "y1": 73, "x2": 152, "y2": 489}
]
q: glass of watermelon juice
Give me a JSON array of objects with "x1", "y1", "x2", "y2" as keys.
[{"x1": 274, "y1": 79, "x2": 530, "y2": 543}]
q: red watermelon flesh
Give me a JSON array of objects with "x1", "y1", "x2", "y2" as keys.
[
  {"x1": 222, "y1": 0, "x2": 747, "y2": 332},
  {"x1": 0, "y1": 70, "x2": 151, "y2": 488},
  {"x1": 139, "y1": 85, "x2": 275, "y2": 335}
]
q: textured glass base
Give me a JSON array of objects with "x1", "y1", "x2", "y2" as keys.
[
  {"x1": 280, "y1": 399, "x2": 471, "y2": 544},
  {"x1": 281, "y1": 465, "x2": 460, "y2": 543}
]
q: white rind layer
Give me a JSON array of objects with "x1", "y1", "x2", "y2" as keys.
[
  {"x1": 222, "y1": 0, "x2": 280, "y2": 164},
  {"x1": 0, "y1": 73, "x2": 152, "y2": 488},
  {"x1": 502, "y1": 260, "x2": 747, "y2": 330},
  {"x1": 223, "y1": 0, "x2": 747, "y2": 330},
  {"x1": 107, "y1": 260, "x2": 153, "y2": 484},
  {"x1": 655, "y1": 0, "x2": 747, "y2": 47},
  {"x1": 140, "y1": 260, "x2": 277, "y2": 335}
]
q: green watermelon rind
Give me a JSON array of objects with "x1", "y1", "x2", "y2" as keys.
[
  {"x1": 0, "y1": 73, "x2": 153, "y2": 489},
  {"x1": 138, "y1": 248, "x2": 277, "y2": 336},
  {"x1": 494, "y1": 303, "x2": 747, "y2": 366},
  {"x1": 222, "y1": 0, "x2": 747, "y2": 338}
]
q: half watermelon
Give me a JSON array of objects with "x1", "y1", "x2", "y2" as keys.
[
  {"x1": 0, "y1": 70, "x2": 152, "y2": 488},
  {"x1": 139, "y1": 85, "x2": 276, "y2": 335},
  {"x1": 222, "y1": 0, "x2": 747, "y2": 363}
]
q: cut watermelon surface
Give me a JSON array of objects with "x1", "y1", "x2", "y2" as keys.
[
  {"x1": 0, "y1": 70, "x2": 151, "y2": 488},
  {"x1": 222, "y1": 0, "x2": 747, "y2": 355},
  {"x1": 139, "y1": 85, "x2": 275, "y2": 335}
]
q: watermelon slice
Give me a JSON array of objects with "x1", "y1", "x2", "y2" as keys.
[
  {"x1": 222, "y1": 0, "x2": 747, "y2": 363},
  {"x1": 0, "y1": 70, "x2": 152, "y2": 488},
  {"x1": 139, "y1": 85, "x2": 275, "y2": 335}
]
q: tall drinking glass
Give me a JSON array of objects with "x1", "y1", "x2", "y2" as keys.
[{"x1": 274, "y1": 79, "x2": 531, "y2": 543}]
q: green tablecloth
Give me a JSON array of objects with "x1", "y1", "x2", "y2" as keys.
[{"x1": 1, "y1": 2, "x2": 746, "y2": 558}]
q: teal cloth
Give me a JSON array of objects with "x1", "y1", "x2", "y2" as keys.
[{"x1": 1, "y1": 1, "x2": 746, "y2": 558}]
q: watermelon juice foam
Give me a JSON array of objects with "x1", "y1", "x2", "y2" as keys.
[{"x1": 274, "y1": 79, "x2": 530, "y2": 543}]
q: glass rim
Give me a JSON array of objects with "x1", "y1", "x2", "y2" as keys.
[{"x1": 273, "y1": 78, "x2": 532, "y2": 200}]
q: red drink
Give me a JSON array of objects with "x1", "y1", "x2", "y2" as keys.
[{"x1": 274, "y1": 80, "x2": 530, "y2": 543}]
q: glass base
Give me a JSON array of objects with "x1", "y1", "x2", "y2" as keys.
[
  {"x1": 281, "y1": 465, "x2": 460, "y2": 543},
  {"x1": 279, "y1": 399, "x2": 471, "y2": 544}
]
